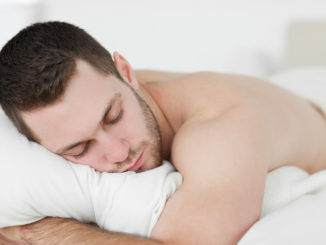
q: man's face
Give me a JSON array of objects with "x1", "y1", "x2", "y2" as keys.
[{"x1": 22, "y1": 60, "x2": 163, "y2": 173}]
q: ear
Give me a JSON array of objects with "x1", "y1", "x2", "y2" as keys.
[{"x1": 113, "y1": 51, "x2": 139, "y2": 90}]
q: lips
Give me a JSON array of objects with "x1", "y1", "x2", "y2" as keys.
[{"x1": 127, "y1": 151, "x2": 144, "y2": 172}]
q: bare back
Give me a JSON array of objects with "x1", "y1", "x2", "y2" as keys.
[
  {"x1": 136, "y1": 70, "x2": 326, "y2": 244},
  {"x1": 139, "y1": 71, "x2": 326, "y2": 173}
]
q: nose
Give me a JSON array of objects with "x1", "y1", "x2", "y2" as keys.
[{"x1": 97, "y1": 131, "x2": 130, "y2": 165}]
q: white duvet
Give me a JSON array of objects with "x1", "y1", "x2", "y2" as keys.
[{"x1": 1, "y1": 67, "x2": 326, "y2": 244}]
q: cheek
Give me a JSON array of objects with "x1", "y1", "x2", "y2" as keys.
[{"x1": 121, "y1": 108, "x2": 148, "y2": 138}]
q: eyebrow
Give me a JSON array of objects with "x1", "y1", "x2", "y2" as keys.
[{"x1": 56, "y1": 93, "x2": 121, "y2": 155}]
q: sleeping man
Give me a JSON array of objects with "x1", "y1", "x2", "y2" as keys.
[{"x1": 1, "y1": 21, "x2": 326, "y2": 245}]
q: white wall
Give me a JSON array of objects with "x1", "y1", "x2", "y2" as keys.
[
  {"x1": 1, "y1": 0, "x2": 326, "y2": 77},
  {"x1": 0, "y1": 0, "x2": 42, "y2": 48}
]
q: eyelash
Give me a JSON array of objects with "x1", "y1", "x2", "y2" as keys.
[
  {"x1": 106, "y1": 109, "x2": 124, "y2": 125},
  {"x1": 74, "y1": 141, "x2": 90, "y2": 159},
  {"x1": 73, "y1": 109, "x2": 124, "y2": 159}
]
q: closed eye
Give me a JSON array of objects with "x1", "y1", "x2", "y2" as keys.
[
  {"x1": 106, "y1": 109, "x2": 124, "y2": 125},
  {"x1": 72, "y1": 109, "x2": 123, "y2": 159},
  {"x1": 72, "y1": 141, "x2": 91, "y2": 159}
]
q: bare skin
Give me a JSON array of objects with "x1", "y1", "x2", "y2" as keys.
[{"x1": 1, "y1": 52, "x2": 326, "y2": 245}]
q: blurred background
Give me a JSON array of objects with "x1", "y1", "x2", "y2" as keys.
[{"x1": 1, "y1": 0, "x2": 326, "y2": 78}]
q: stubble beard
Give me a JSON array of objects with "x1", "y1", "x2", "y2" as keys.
[{"x1": 132, "y1": 89, "x2": 163, "y2": 172}]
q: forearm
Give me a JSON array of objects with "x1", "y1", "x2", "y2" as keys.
[{"x1": 21, "y1": 218, "x2": 163, "y2": 245}]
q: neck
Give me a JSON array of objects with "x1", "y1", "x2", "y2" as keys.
[{"x1": 138, "y1": 83, "x2": 175, "y2": 161}]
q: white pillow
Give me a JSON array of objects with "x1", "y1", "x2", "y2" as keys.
[{"x1": 0, "y1": 108, "x2": 182, "y2": 237}]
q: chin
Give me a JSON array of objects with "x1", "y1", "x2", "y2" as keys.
[{"x1": 138, "y1": 160, "x2": 163, "y2": 173}]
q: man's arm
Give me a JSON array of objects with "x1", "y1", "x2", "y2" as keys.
[
  {"x1": 0, "y1": 218, "x2": 163, "y2": 245},
  {"x1": 150, "y1": 101, "x2": 272, "y2": 245}
]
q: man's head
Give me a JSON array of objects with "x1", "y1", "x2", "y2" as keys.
[{"x1": 0, "y1": 21, "x2": 163, "y2": 172}]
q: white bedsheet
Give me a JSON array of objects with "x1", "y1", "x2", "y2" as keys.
[{"x1": 239, "y1": 166, "x2": 326, "y2": 245}]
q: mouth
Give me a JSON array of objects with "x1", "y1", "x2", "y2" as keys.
[{"x1": 126, "y1": 151, "x2": 144, "y2": 172}]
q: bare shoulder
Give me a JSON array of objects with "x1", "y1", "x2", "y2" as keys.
[
  {"x1": 168, "y1": 72, "x2": 326, "y2": 173},
  {"x1": 171, "y1": 100, "x2": 272, "y2": 175},
  {"x1": 150, "y1": 73, "x2": 287, "y2": 244},
  {"x1": 145, "y1": 72, "x2": 248, "y2": 128},
  {"x1": 151, "y1": 101, "x2": 270, "y2": 244},
  {"x1": 151, "y1": 72, "x2": 326, "y2": 244}
]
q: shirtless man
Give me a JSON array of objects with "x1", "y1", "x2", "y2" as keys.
[{"x1": 1, "y1": 21, "x2": 326, "y2": 245}]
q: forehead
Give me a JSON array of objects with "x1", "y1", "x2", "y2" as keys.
[{"x1": 22, "y1": 59, "x2": 124, "y2": 151}]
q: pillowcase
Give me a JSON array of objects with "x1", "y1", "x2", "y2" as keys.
[{"x1": 0, "y1": 108, "x2": 182, "y2": 237}]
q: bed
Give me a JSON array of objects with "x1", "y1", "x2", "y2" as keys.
[{"x1": 1, "y1": 20, "x2": 326, "y2": 244}]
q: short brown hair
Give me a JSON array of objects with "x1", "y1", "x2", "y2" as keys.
[{"x1": 0, "y1": 21, "x2": 121, "y2": 141}]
